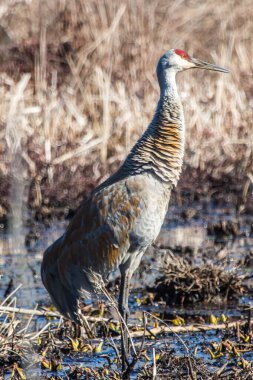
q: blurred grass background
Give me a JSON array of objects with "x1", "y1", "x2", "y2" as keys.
[{"x1": 0, "y1": 0, "x2": 252, "y2": 220}]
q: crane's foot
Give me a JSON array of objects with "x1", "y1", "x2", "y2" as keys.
[
  {"x1": 119, "y1": 304, "x2": 130, "y2": 372},
  {"x1": 121, "y1": 336, "x2": 130, "y2": 377},
  {"x1": 121, "y1": 320, "x2": 129, "y2": 371},
  {"x1": 119, "y1": 307, "x2": 130, "y2": 374}
]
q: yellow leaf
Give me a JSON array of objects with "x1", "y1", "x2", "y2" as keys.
[
  {"x1": 232, "y1": 346, "x2": 240, "y2": 357},
  {"x1": 155, "y1": 353, "x2": 160, "y2": 361},
  {"x1": 37, "y1": 337, "x2": 42, "y2": 345},
  {"x1": 241, "y1": 358, "x2": 250, "y2": 369},
  {"x1": 221, "y1": 313, "x2": 228, "y2": 323},
  {"x1": 52, "y1": 359, "x2": 62, "y2": 371},
  {"x1": 41, "y1": 359, "x2": 52, "y2": 370},
  {"x1": 83, "y1": 367, "x2": 92, "y2": 375},
  {"x1": 211, "y1": 342, "x2": 222, "y2": 354},
  {"x1": 94, "y1": 341, "x2": 103, "y2": 353},
  {"x1": 209, "y1": 314, "x2": 219, "y2": 325},
  {"x1": 16, "y1": 366, "x2": 26, "y2": 380},
  {"x1": 69, "y1": 337, "x2": 79, "y2": 351},
  {"x1": 114, "y1": 357, "x2": 120, "y2": 365},
  {"x1": 206, "y1": 348, "x2": 223, "y2": 360},
  {"x1": 81, "y1": 344, "x2": 93, "y2": 353},
  {"x1": 136, "y1": 298, "x2": 141, "y2": 306},
  {"x1": 153, "y1": 321, "x2": 159, "y2": 328},
  {"x1": 56, "y1": 363, "x2": 62, "y2": 370},
  {"x1": 170, "y1": 316, "x2": 185, "y2": 326},
  {"x1": 109, "y1": 322, "x2": 120, "y2": 332}
]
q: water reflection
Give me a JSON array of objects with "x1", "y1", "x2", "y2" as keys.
[
  {"x1": 0, "y1": 221, "x2": 67, "y2": 307},
  {"x1": 0, "y1": 204, "x2": 252, "y2": 309}
]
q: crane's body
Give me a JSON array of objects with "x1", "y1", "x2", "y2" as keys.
[
  {"x1": 41, "y1": 48, "x2": 228, "y2": 375},
  {"x1": 42, "y1": 173, "x2": 169, "y2": 317}
]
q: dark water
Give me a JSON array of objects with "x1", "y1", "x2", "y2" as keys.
[{"x1": 1, "y1": 203, "x2": 253, "y2": 378}]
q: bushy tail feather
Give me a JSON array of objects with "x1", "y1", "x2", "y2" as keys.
[
  {"x1": 42, "y1": 260, "x2": 83, "y2": 324},
  {"x1": 41, "y1": 238, "x2": 85, "y2": 325},
  {"x1": 51, "y1": 283, "x2": 81, "y2": 324}
]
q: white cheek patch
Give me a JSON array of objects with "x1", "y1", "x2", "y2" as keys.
[
  {"x1": 173, "y1": 54, "x2": 190, "y2": 69},
  {"x1": 182, "y1": 59, "x2": 195, "y2": 69}
]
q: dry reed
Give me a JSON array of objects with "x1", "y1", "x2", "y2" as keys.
[{"x1": 0, "y1": 0, "x2": 252, "y2": 215}]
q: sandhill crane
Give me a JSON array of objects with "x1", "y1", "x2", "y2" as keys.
[{"x1": 41, "y1": 49, "x2": 229, "y2": 375}]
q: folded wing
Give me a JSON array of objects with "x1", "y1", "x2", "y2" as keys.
[{"x1": 41, "y1": 178, "x2": 142, "y2": 322}]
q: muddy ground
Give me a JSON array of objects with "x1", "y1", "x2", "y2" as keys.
[{"x1": 1, "y1": 188, "x2": 253, "y2": 379}]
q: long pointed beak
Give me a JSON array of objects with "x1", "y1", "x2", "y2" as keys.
[{"x1": 190, "y1": 57, "x2": 230, "y2": 73}]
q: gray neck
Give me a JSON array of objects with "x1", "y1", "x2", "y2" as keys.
[
  {"x1": 97, "y1": 70, "x2": 185, "y2": 191},
  {"x1": 122, "y1": 69, "x2": 185, "y2": 185},
  {"x1": 159, "y1": 69, "x2": 178, "y2": 97}
]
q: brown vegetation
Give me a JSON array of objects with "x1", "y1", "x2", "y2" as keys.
[
  {"x1": 151, "y1": 251, "x2": 247, "y2": 306},
  {"x1": 0, "y1": 0, "x2": 252, "y2": 221},
  {"x1": 1, "y1": 298, "x2": 253, "y2": 379},
  {"x1": 139, "y1": 351, "x2": 253, "y2": 380}
]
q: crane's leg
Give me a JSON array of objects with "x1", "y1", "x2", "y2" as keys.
[
  {"x1": 118, "y1": 269, "x2": 131, "y2": 373},
  {"x1": 119, "y1": 253, "x2": 143, "y2": 376}
]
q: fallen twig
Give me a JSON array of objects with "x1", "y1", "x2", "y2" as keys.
[
  {"x1": 0, "y1": 305, "x2": 112, "y2": 323},
  {"x1": 117, "y1": 320, "x2": 251, "y2": 339},
  {"x1": 0, "y1": 305, "x2": 251, "y2": 338}
]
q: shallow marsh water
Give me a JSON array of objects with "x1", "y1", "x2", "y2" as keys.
[{"x1": 1, "y1": 201, "x2": 253, "y2": 378}]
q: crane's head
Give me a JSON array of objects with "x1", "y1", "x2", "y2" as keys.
[{"x1": 157, "y1": 49, "x2": 229, "y2": 79}]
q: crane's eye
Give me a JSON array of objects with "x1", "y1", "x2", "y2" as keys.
[{"x1": 175, "y1": 49, "x2": 190, "y2": 60}]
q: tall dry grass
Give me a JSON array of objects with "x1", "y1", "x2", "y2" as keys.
[{"x1": 0, "y1": 0, "x2": 252, "y2": 215}]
